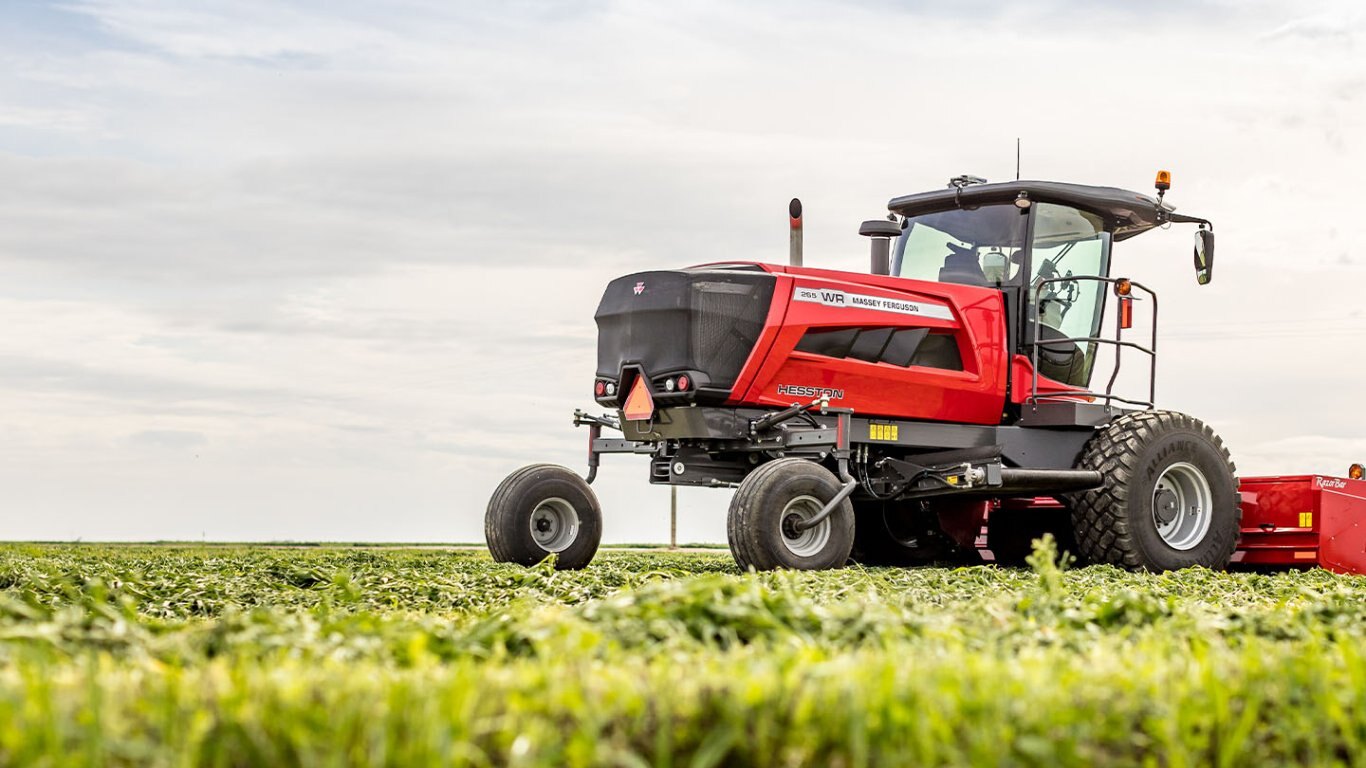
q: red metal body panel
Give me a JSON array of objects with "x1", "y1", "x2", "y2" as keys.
[
  {"x1": 718, "y1": 263, "x2": 1012, "y2": 424},
  {"x1": 1235, "y1": 475, "x2": 1366, "y2": 575}
]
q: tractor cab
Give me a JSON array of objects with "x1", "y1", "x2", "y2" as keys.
[{"x1": 884, "y1": 177, "x2": 1212, "y2": 402}]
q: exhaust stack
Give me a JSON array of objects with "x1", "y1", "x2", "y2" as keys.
[
  {"x1": 860, "y1": 218, "x2": 900, "y2": 276},
  {"x1": 788, "y1": 198, "x2": 803, "y2": 266}
]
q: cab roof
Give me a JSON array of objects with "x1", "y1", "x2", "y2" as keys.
[{"x1": 887, "y1": 180, "x2": 1174, "y2": 241}]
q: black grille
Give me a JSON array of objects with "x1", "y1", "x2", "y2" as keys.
[
  {"x1": 595, "y1": 269, "x2": 775, "y2": 393},
  {"x1": 794, "y1": 327, "x2": 962, "y2": 370},
  {"x1": 690, "y1": 280, "x2": 769, "y2": 386}
]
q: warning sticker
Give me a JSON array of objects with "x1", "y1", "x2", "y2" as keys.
[
  {"x1": 869, "y1": 423, "x2": 899, "y2": 441},
  {"x1": 793, "y1": 286, "x2": 954, "y2": 321}
]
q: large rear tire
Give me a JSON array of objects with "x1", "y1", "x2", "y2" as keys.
[
  {"x1": 728, "y1": 459, "x2": 855, "y2": 571},
  {"x1": 1070, "y1": 410, "x2": 1238, "y2": 571},
  {"x1": 485, "y1": 464, "x2": 603, "y2": 570}
]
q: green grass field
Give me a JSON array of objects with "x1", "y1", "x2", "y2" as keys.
[{"x1": 2, "y1": 542, "x2": 1366, "y2": 766}]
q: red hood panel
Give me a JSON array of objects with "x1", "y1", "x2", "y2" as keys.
[{"x1": 717, "y1": 262, "x2": 1010, "y2": 424}]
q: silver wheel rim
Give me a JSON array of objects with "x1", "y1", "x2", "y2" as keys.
[
  {"x1": 529, "y1": 497, "x2": 580, "y2": 553},
  {"x1": 779, "y1": 494, "x2": 832, "y2": 558},
  {"x1": 1152, "y1": 462, "x2": 1213, "y2": 551}
]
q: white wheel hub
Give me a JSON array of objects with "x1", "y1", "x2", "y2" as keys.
[
  {"x1": 779, "y1": 494, "x2": 832, "y2": 558},
  {"x1": 530, "y1": 497, "x2": 580, "y2": 552},
  {"x1": 1152, "y1": 462, "x2": 1213, "y2": 551}
]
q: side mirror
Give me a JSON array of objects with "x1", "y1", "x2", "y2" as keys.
[{"x1": 1194, "y1": 228, "x2": 1214, "y2": 285}]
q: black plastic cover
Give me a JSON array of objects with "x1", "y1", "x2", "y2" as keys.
[{"x1": 595, "y1": 269, "x2": 775, "y2": 392}]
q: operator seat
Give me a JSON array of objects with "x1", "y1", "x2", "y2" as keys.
[
  {"x1": 1033, "y1": 322, "x2": 1088, "y2": 387},
  {"x1": 938, "y1": 243, "x2": 988, "y2": 287}
]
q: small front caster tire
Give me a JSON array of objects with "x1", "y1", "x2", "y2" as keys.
[
  {"x1": 486, "y1": 464, "x2": 603, "y2": 570},
  {"x1": 727, "y1": 458, "x2": 855, "y2": 571}
]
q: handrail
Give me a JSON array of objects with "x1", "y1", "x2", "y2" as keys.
[{"x1": 1024, "y1": 275, "x2": 1157, "y2": 409}]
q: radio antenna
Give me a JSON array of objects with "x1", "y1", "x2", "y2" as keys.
[{"x1": 1016, "y1": 138, "x2": 1021, "y2": 181}]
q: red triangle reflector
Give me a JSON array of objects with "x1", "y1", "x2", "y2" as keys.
[{"x1": 623, "y1": 376, "x2": 655, "y2": 421}]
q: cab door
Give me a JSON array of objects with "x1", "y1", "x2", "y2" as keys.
[{"x1": 1016, "y1": 202, "x2": 1113, "y2": 395}]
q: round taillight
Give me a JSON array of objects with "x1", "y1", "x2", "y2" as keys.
[
  {"x1": 677, "y1": 375, "x2": 690, "y2": 391},
  {"x1": 664, "y1": 377, "x2": 677, "y2": 392},
  {"x1": 594, "y1": 380, "x2": 606, "y2": 397},
  {"x1": 606, "y1": 382, "x2": 616, "y2": 396}
]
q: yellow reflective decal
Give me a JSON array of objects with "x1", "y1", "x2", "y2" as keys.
[
  {"x1": 1299, "y1": 512, "x2": 1314, "y2": 528},
  {"x1": 869, "y1": 424, "x2": 898, "y2": 441}
]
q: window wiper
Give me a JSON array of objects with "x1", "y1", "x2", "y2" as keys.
[{"x1": 1038, "y1": 241, "x2": 1078, "y2": 279}]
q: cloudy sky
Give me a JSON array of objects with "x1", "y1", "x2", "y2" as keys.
[{"x1": 0, "y1": 0, "x2": 1362, "y2": 542}]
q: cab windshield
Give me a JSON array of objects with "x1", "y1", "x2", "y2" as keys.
[{"x1": 891, "y1": 204, "x2": 1028, "y2": 287}]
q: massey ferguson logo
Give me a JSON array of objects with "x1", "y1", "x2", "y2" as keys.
[
  {"x1": 777, "y1": 384, "x2": 845, "y2": 400},
  {"x1": 792, "y1": 286, "x2": 954, "y2": 320},
  {"x1": 633, "y1": 281, "x2": 645, "y2": 295}
]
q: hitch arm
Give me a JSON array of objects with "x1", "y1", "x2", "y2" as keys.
[
  {"x1": 792, "y1": 479, "x2": 859, "y2": 532},
  {"x1": 584, "y1": 423, "x2": 601, "y2": 484},
  {"x1": 793, "y1": 409, "x2": 858, "y2": 532},
  {"x1": 574, "y1": 409, "x2": 620, "y2": 431},
  {"x1": 573, "y1": 410, "x2": 621, "y2": 485}
]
